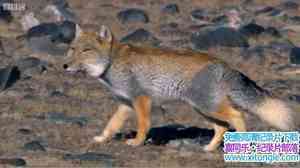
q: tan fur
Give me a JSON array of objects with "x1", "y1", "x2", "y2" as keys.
[
  {"x1": 113, "y1": 45, "x2": 220, "y2": 82},
  {"x1": 94, "y1": 104, "x2": 132, "y2": 143},
  {"x1": 126, "y1": 96, "x2": 152, "y2": 146},
  {"x1": 256, "y1": 98, "x2": 294, "y2": 130},
  {"x1": 204, "y1": 124, "x2": 228, "y2": 151},
  {"x1": 204, "y1": 98, "x2": 246, "y2": 151}
]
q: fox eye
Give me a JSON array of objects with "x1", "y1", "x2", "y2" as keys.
[{"x1": 82, "y1": 48, "x2": 92, "y2": 52}]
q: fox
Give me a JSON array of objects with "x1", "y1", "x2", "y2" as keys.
[{"x1": 63, "y1": 25, "x2": 296, "y2": 151}]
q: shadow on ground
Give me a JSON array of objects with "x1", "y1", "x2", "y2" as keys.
[{"x1": 115, "y1": 124, "x2": 216, "y2": 145}]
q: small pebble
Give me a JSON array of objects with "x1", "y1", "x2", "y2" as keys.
[
  {"x1": 162, "y1": 4, "x2": 179, "y2": 15},
  {"x1": 23, "y1": 140, "x2": 46, "y2": 152}
]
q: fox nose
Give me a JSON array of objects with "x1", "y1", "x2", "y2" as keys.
[{"x1": 63, "y1": 64, "x2": 68, "y2": 69}]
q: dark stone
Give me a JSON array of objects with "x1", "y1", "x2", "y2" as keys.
[
  {"x1": 254, "y1": 6, "x2": 282, "y2": 16},
  {"x1": 22, "y1": 21, "x2": 76, "y2": 56},
  {"x1": 0, "y1": 2, "x2": 13, "y2": 23},
  {"x1": 18, "y1": 128, "x2": 32, "y2": 135},
  {"x1": 63, "y1": 152, "x2": 114, "y2": 166},
  {"x1": 47, "y1": 112, "x2": 88, "y2": 127},
  {"x1": 26, "y1": 21, "x2": 76, "y2": 44},
  {"x1": 117, "y1": 8, "x2": 149, "y2": 24},
  {"x1": 288, "y1": 95, "x2": 300, "y2": 103},
  {"x1": 264, "y1": 27, "x2": 281, "y2": 37},
  {"x1": 0, "y1": 158, "x2": 26, "y2": 167},
  {"x1": 0, "y1": 66, "x2": 20, "y2": 91},
  {"x1": 16, "y1": 57, "x2": 47, "y2": 79},
  {"x1": 211, "y1": 15, "x2": 227, "y2": 24},
  {"x1": 239, "y1": 23, "x2": 265, "y2": 37},
  {"x1": 290, "y1": 47, "x2": 300, "y2": 65},
  {"x1": 59, "y1": 21, "x2": 77, "y2": 43},
  {"x1": 191, "y1": 27, "x2": 249, "y2": 50},
  {"x1": 289, "y1": 16, "x2": 300, "y2": 24},
  {"x1": 190, "y1": 9, "x2": 210, "y2": 22},
  {"x1": 280, "y1": 1, "x2": 299, "y2": 10},
  {"x1": 268, "y1": 8, "x2": 282, "y2": 16},
  {"x1": 49, "y1": 90, "x2": 65, "y2": 97},
  {"x1": 255, "y1": 6, "x2": 276, "y2": 15},
  {"x1": 26, "y1": 23, "x2": 60, "y2": 39},
  {"x1": 120, "y1": 28, "x2": 160, "y2": 46},
  {"x1": 24, "y1": 140, "x2": 46, "y2": 152},
  {"x1": 17, "y1": 57, "x2": 42, "y2": 71},
  {"x1": 162, "y1": 4, "x2": 179, "y2": 14}
]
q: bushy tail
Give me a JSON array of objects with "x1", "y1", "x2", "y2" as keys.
[
  {"x1": 228, "y1": 72, "x2": 296, "y2": 130},
  {"x1": 254, "y1": 97, "x2": 295, "y2": 130}
]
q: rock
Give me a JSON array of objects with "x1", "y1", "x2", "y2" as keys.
[
  {"x1": 0, "y1": 2, "x2": 13, "y2": 23},
  {"x1": 289, "y1": 16, "x2": 300, "y2": 24},
  {"x1": 117, "y1": 8, "x2": 149, "y2": 24},
  {"x1": 23, "y1": 140, "x2": 46, "y2": 152},
  {"x1": 162, "y1": 4, "x2": 179, "y2": 14},
  {"x1": 0, "y1": 158, "x2": 26, "y2": 167},
  {"x1": 16, "y1": 57, "x2": 47, "y2": 78},
  {"x1": 190, "y1": 9, "x2": 210, "y2": 23},
  {"x1": 49, "y1": 90, "x2": 65, "y2": 97},
  {"x1": 268, "y1": 8, "x2": 283, "y2": 17},
  {"x1": 44, "y1": 0, "x2": 77, "y2": 22},
  {"x1": 58, "y1": 21, "x2": 77, "y2": 43},
  {"x1": 239, "y1": 23, "x2": 265, "y2": 37},
  {"x1": 20, "y1": 20, "x2": 76, "y2": 56},
  {"x1": 47, "y1": 112, "x2": 88, "y2": 127},
  {"x1": 254, "y1": 6, "x2": 277, "y2": 15},
  {"x1": 290, "y1": 47, "x2": 300, "y2": 65},
  {"x1": 280, "y1": 1, "x2": 299, "y2": 10},
  {"x1": 191, "y1": 27, "x2": 249, "y2": 50},
  {"x1": 0, "y1": 66, "x2": 20, "y2": 91},
  {"x1": 264, "y1": 27, "x2": 281, "y2": 37},
  {"x1": 120, "y1": 28, "x2": 160, "y2": 46},
  {"x1": 63, "y1": 152, "x2": 114, "y2": 167},
  {"x1": 211, "y1": 15, "x2": 227, "y2": 24},
  {"x1": 18, "y1": 128, "x2": 32, "y2": 135},
  {"x1": 26, "y1": 21, "x2": 76, "y2": 44},
  {"x1": 288, "y1": 95, "x2": 300, "y2": 103}
]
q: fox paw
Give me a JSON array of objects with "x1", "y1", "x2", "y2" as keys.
[
  {"x1": 93, "y1": 135, "x2": 109, "y2": 143},
  {"x1": 126, "y1": 138, "x2": 144, "y2": 146}
]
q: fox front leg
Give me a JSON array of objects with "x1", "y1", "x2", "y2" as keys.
[
  {"x1": 126, "y1": 95, "x2": 152, "y2": 146},
  {"x1": 94, "y1": 104, "x2": 132, "y2": 143}
]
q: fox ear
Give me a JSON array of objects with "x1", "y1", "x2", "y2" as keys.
[
  {"x1": 99, "y1": 25, "x2": 112, "y2": 42},
  {"x1": 75, "y1": 24, "x2": 82, "y2": 40}
]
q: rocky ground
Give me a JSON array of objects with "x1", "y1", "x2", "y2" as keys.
[{"x1": 0, "y1": 0, "x2": 300, "y2": 167}]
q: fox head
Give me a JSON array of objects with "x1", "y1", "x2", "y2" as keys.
[{"x1": 63, "y1": 25, "x2": 114, "y2": 77}]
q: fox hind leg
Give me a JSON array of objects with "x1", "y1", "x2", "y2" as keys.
[
  {"x1": 126, "y1": 95, "x2": 151, "y2": 146},
  {"x1": 94, "y1": 104, "x2": 132, "y2": 143},
  {"x1": 203, "y1": 100, "x2": 246, "y2": 151}
]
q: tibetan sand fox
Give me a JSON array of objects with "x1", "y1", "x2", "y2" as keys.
[{"x1": 63, "y1": 25, "x2": 296, "y2": 151}]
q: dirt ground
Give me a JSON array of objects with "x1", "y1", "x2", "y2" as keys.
[{"x1": 0, "y1": 0, "x2": 300, "y2": 167}]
